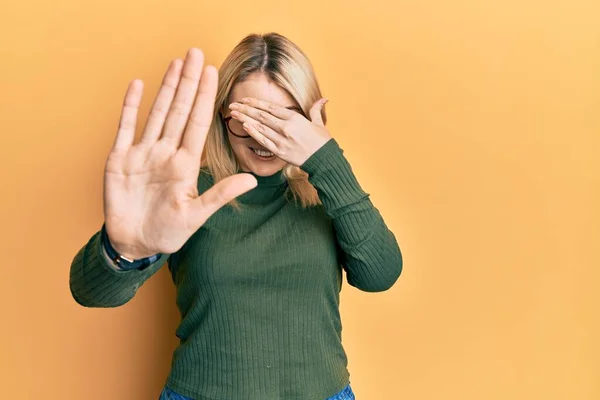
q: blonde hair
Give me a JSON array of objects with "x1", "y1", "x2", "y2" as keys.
[{"x1": 200, "y1": 32, "x2": 327, "y2": 211}]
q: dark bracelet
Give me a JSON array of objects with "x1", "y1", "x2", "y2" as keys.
[{"x1": 100, "y1": 223, "x2": 162, "y2": 270}]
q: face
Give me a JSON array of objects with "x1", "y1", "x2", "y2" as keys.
[{"x1": 222, "y1": 72, "x2": 297, "y2": 176}]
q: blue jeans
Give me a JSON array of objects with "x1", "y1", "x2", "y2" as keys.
[{"x1": 159, "y1": 382, "x2": 355, "y2": 400}]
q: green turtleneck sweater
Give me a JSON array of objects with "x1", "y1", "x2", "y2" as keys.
[{"x1": 69, "y1": 138, "x2": 403, "y2": 400}]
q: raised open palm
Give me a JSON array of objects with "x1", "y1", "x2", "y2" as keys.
[{"x1": 103, "y1": 48, "x2": 257, "y2": 260}]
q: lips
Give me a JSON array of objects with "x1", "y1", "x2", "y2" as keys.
[{"x1": 248, "y1": 146, "x2": 276, "y2": 160}]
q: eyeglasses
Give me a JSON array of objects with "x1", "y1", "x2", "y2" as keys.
[
  {"x1": 222, "y1": 115, "x2": 252, "y2": 138},
  {"x1": 221, "y1": 107, "x2": 307, "y2": 139}
]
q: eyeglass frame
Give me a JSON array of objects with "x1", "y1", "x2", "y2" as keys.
[
  {"x1": 220, "y1": 104, "x2": 308, "y2": 139},
  {"x1": 222, "y1": 114, "x2": 252, "y2": 138}
]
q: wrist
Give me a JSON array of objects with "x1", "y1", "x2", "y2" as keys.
[
  {"x1": 110, "y1": 240, "x2": 156, "y2": 260},
  {"x1": 101, "y1": 223, "x2": 162, "y2": 270},
  {"x1": 102, "y1": 223, "x2": 156, "y2": 259}
]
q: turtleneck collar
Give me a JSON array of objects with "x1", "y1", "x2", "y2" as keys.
[
  {"x1": 239, "y1": 167, "x2": 287, "y2": 187},
  {"x1": 235, "y1": 167, "x2": 289, "y2": 205}
]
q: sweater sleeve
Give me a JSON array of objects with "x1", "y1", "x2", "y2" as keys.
[
  {"x1": 69, "y1": 227, "x2": 170, "y2": 308},
  {"x1": 299, "y1": 138, "x2": 403, "y2": 292}
]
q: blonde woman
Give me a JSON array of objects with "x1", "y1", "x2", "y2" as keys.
[{"x1": 69, "y1": 32, "x2": 403, "y2": 400}]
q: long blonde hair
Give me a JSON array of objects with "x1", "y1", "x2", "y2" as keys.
[{"x1": 200, "y1": 32, "x2": 327, "y2": 211}]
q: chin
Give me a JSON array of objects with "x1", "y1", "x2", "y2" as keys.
[
  {"x1": 243, "y1": 156, "x2": 285, "y2": 176},
  {"x1": 249, "y1": 163, "x2": 285, "y2": 176}
]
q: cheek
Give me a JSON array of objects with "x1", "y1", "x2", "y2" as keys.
[
  {"x1": 228, "y1": 136, "x2": 246, "y2": 152},
  {"x1": 228, "y1": 138, "x2": 255, "y2": 163}
]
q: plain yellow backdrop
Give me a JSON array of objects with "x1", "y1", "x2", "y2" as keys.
[{"x1": 0, "y1": 0, "x2": 598, "y2": 399}]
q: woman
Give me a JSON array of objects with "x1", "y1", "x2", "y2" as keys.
[{"x1": 69, "y1": 32, "x2": 403, "y2": 400}]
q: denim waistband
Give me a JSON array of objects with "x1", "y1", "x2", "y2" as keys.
[
  {"x1": 325, "y1": 382, "x2": 355, "y2": 400},
  {"x1": 161, "y1": 381, "x2": 355, "y2": 400}
]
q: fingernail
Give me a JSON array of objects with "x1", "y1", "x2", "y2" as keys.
[{"x1": 322, "y1": 98, "x2": 329, "y2": 104}]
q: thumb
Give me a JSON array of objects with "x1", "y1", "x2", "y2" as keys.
[
  {"x1": 188, "y1": 173, "x2": 257, "y2": 226},
  {"x1": 309, "y1": 98, "x2": 327, "y2": 127}
]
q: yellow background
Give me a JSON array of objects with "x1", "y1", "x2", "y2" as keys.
[{"x1": 1, "y1": 0, "x2": 598, "y2": 399}]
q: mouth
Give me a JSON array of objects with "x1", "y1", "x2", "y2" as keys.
[{"x1": 248, "y1": 146, "x2": 276, "y2": 160}]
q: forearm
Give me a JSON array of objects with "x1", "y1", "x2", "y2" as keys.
[
  {"x1": 331, "y1": 196, "x2": 403, "y2": 292},
  {"x1": 69, "y1": 228, "x2": 169, "y2": 307},
  {"x1": 300, "y1": 138, "x2": 403, "y2": 292}
]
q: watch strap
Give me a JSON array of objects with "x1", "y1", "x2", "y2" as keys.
[{"x1": 100, "y1": 223, "x2": 162, "y2": 270}]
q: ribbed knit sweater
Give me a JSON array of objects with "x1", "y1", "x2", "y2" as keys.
[{"x1": 69, "y1": 138, "x2": 403, "y2": 400}]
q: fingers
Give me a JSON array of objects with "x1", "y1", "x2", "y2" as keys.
[
  {"x1": 180, "y1": 64, "x2": 218, "y2": 158},
  {"x1": 241, "y1": 122, "x2": 278, "y2": 153},
  {"x1": 140, "y1": 58, "x2": 184, "y2": 145},
  {"x1": 189, "y1": 174, "x2": 258, "y2": 225},
  {"x1": 160, "y1": 48, "x2": 205, "y2": 145},
  {"x1": 309, "y1": 98, "x2": 327, "y2": 127},
  {"x1": 230, "y1": 110, "x2": 281, "y2": 146},
  {"x1": 229, "y1": 102, "x2": 285, "y2": 134},
  {"x1": 239, "y1": 97, "x2": 297, "y2": 120},
  {"x1": 113, "y1": 79, "x2": 144, "y2": 152}
]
